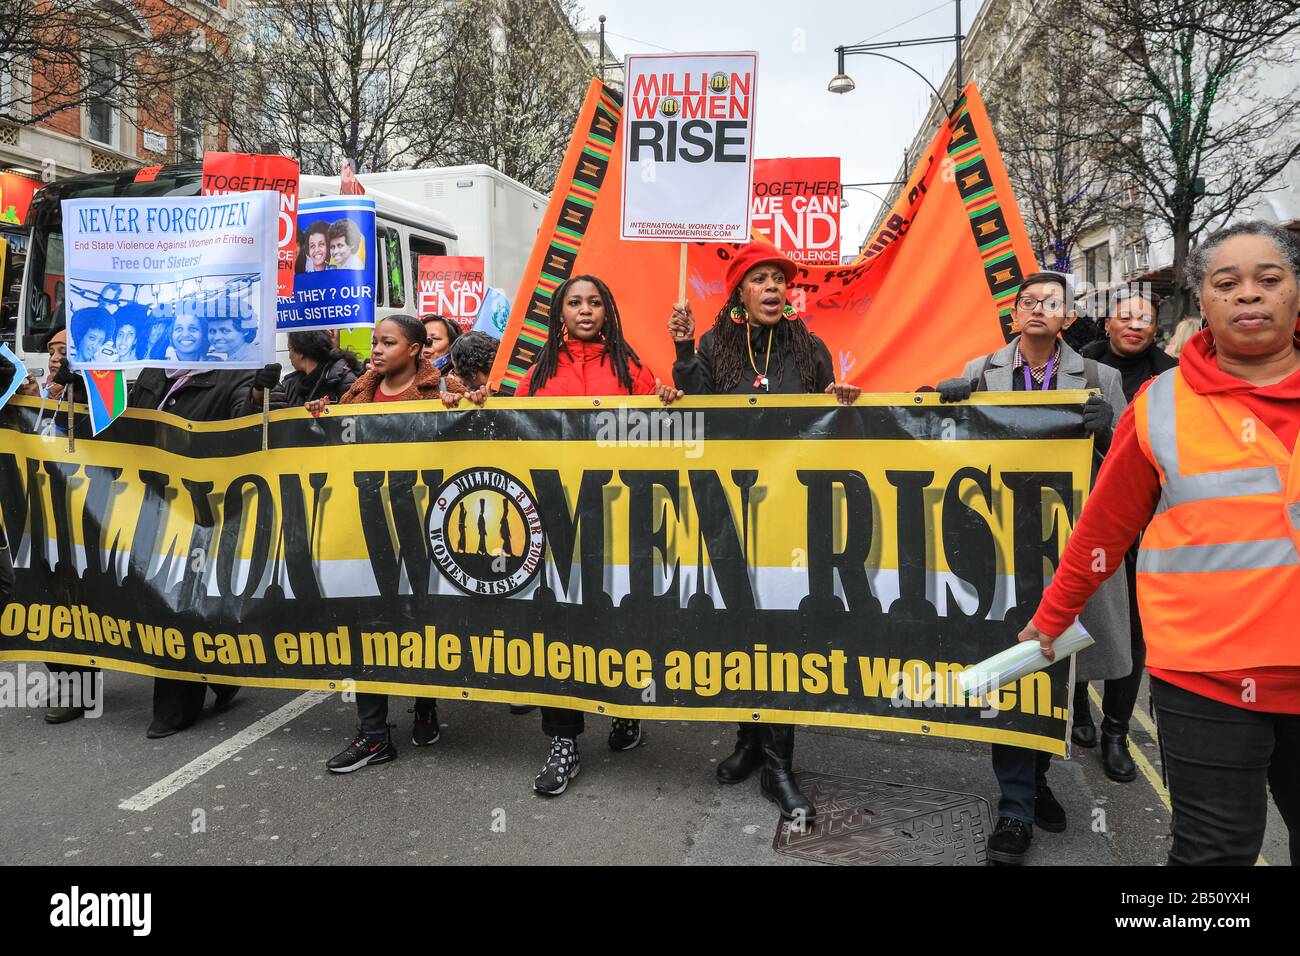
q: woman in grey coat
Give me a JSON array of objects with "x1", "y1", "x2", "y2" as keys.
[{"x1": 938, "y1": 271, "x2": 1131, "y2": 865}]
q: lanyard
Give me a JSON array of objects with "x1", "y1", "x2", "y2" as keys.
[
  {"x1": 746, "y1": 327, "x2": 774, "y2": 390},
  {"x1": 1021, "y1": 350, "x2": 1058, "y2": 391}
]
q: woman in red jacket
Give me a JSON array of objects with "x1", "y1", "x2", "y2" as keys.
[
  {"x1": 514, "y1": 276, "x2": 658, "y2": 399},
  {"x1": 469, "y1": 274, "x2": 669, "y2": 795}
]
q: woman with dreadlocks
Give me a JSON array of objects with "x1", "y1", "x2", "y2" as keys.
[
  {"x1": 508, "y1": 274, "x2": 675, "y2": 795},
  {"x1": 667, "y1": 243, "x2": 860, "y2": 823}
]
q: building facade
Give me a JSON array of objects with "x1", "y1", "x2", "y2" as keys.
[
  {"x1": 868, "y1": 0, "x2": 1300, "y2": 328},
  {"x1": 0, "y1": 0, "x2": 236, "y2": 186}
]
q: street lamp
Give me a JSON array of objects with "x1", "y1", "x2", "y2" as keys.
[{"x1": 827, "y1": 0, "x2": 965, "y2": 116}]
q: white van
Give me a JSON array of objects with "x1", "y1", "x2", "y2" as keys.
[
  {"x1": 357, "y1": 165, "x2": 546, "y2": 298},
  {"x1": 11, "y1": 163, "x2": 459, "y2": 386}
]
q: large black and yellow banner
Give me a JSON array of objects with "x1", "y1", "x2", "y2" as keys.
[{"x1": 0, "y1": 393, "x2": 1093, "y2": 755}]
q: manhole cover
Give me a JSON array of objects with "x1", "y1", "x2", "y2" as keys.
[{"x1": 772, "y1": 771, "x2": 992, "y2": 866}]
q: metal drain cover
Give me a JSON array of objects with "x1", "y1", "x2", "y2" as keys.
[{"x1": 773, "y1": 771, "x2": 992, "y2": 866}]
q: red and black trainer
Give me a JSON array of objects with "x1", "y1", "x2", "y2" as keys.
[{"x1": 327, "y1": 731, "x2": 397, "y2": 773}]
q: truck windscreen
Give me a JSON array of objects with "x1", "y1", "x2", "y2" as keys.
[{"x1": 21, "y1": 168, "x2": 201, "y2": 353}]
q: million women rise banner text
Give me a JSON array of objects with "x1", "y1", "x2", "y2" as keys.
[{"x1": 0, "y1": 392, "x2": 1095, "y2": 755}]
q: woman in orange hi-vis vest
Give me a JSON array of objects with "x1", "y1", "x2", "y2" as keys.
[{"x1": 1022, "y1": 221, "x2": 1300, "y2": 866}]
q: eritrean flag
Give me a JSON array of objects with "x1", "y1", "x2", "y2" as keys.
[{"x1": 80, "y1": 369, "x2": 127, "y2": 436}]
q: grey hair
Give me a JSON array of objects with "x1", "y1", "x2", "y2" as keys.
[{"x1": 1185, "y1": 220, "x2": 1300, "y2": 291}]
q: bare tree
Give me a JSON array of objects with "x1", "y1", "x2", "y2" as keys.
[
  {"x1": 0, "y1": 0, "x2": 222, "y2": 130},
  {"x1": 989, "y1": 2, "x2": 1125, "y2": 278},
  {"x1": 1076, "y1": 0, "x2": 1300, "y2": 318},
  {"x1": 408, "y1": 0, "x2": 592, "y2": 191},
  {"x1": 210, "y1": 0, "x2": 477, "y2": 175}
]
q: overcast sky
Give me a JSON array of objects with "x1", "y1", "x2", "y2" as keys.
[{"x1": 574, "y1": 0, "x2": 984, "y2": 259}]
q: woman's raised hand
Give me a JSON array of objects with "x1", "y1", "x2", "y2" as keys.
[
  {"x1": 305, "y1": 396, "x2": 331, "y2": 418},
  {"x1": 668, "y1": 301, "x2": 695, "y2": 343}
]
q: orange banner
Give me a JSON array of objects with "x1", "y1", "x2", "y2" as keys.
[{"x1": 491, "y1": 80, "x2": 1036, "y2": 394}]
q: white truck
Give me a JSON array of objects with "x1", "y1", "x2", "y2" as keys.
[{"x1": 357, "y1": 165, "x2": 546, "y2": 300}]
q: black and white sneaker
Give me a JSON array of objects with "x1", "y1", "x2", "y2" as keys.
[
  {"x1": 326, "y1": 731, "x2": 396, "y2": 773},
  {"x1": 608, "y1": 717, "x2": 643, "y2": 751},
  {"x1": 533, "y1": 737, "x2": 580, "y2": 796},
  {"x1": 411, "y1": 703, "x2": 441, "y2": 747}
]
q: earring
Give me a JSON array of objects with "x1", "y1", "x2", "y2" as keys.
[
  {"x1": 782, "y1": 302, "x2": 797, "y2": 319},
  {"x1": 729, "y1": 305, "x2": 747, "y2": 325}
]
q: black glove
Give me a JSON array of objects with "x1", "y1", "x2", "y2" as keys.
[
  {"x1": 937, "y1": 377, "x2": 973, "y2": 403},
  {"x1": 1081, "y1": 392, "x2": 1112, "y2": 447},
  {"x1": 252, "y1": 363, "x2": 282, "y2": 390},
  {"x1": 1081, "y1": 394, "x2": 1113, "y2": 435},
  {"x1": 52, "y1": 362, "x2": 76, "y2": 387}
]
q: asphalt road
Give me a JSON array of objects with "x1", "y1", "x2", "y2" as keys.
[{"x1": 0, "y1": 662, "x2": 1287, "y2": 866}]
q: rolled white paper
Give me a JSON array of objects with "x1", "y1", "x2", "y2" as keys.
[{"x1": 957, "y1": 621, "x2": 1095, "y2": 699}]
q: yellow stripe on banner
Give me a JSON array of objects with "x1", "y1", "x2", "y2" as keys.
[
  {"x1": 4, "y1": 650, "x2": 1067, "y2": 756},
  {"x1": 3, "y1": 389, "x2": 1094, "y2": 423}
]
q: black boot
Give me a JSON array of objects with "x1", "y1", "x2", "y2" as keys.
[
  {"x1": 1071, "y1": 683, "x2": 1097, "y2": 748},
  {"x1": 759, "y1": 725, "x2": 815, "y2": 822},
  {"x1": 1100, "y1": 716, "x2": 1137, "y2": 783},
  {"x1": 716, "y1": 723, "x2": 763, "y2": 783}
]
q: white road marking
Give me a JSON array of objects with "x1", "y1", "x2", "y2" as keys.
[{"x1": 119, "y1": 691, "x2": 329, "y2": 812}]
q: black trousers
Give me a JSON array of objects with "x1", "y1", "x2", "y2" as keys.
[
  {"x1": 539, "y1": 708, "x2": 641, "y2": 739},
  {"x1": 151, "y1": 678, "x2": 210, "y2": 732},
  {"x1": 541, "y1": 706, "x2": 584, "y2": 739},
  {"x1": 990, "y1": 744, "x2": 1052, "y2": 824},
  {"x1": 1151, "y1": 676, "x2": 1300, "y2": 866},
  {"x1": 355, "y1": 693, "x2": 434, "y2": 735},
  {"x1": 734, "y1": 721, "x2": 794, "y2": 757},
  {"x1": 1075, "y1": 552, "x2": 1146, "y2": 731}
]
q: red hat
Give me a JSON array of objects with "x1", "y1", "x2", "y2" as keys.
[{"x1": 725, "y1": 242, "x2": 797, "y2": 295}]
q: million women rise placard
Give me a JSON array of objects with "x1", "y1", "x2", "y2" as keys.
[{"x1": 620, "y1": 52, "x2": 758, "y2": 242}]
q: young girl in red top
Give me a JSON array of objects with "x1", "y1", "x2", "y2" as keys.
[{"x1": 463, "y1": 274, "x2": 672, "y2": 796}]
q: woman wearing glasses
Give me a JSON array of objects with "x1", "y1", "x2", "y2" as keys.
[{"x1": 937, "y1": 271, "x2": 1133, "y2": 865}]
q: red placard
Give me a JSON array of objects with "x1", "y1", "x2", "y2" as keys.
[
  {"x1": 750, "y1": 157, "x2": 841, "y2": 264},
  {"x1": 201, "y1": 152, "x2": 301, "y2": 296},
  {"x1": 0, "y1": 172, "x2": 40, "y2": 226},
  {"x1": 418, "y1": 255, "x2": 485, "y2": 331}
]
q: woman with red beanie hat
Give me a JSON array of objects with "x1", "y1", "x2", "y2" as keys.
[
  {"x1": 671, "y1": 243, "x2": 859, "y2": 400},
  {"x1": 667, "y1": 242, "x2": 860, "y2": 823}
]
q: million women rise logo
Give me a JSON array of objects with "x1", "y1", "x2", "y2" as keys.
[
  {"x1": 428, "y1": 469, "x2": 546, "y2": 596},
  {"x1": 627, "y1": 60, "x2": 755, "y2": 167},
  {"x1": 631, "y1": 68, "x2": 752, "y2": 123}
]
